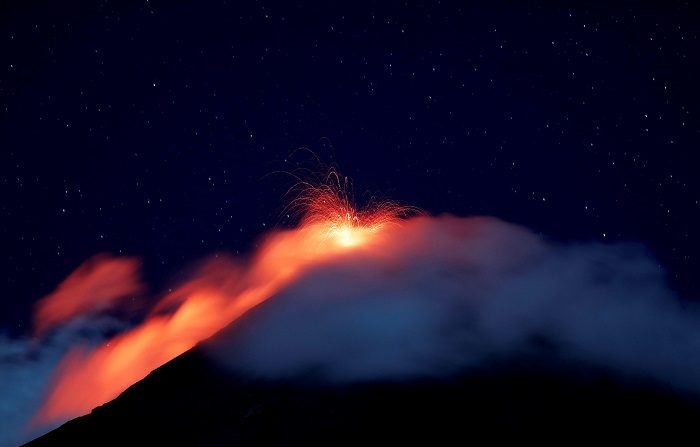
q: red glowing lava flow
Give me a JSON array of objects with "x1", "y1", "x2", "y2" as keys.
[{"x1": 33, "y1": 175, "x2": 416, "y2": 425}]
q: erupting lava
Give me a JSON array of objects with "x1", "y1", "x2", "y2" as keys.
[
  {"x1": 32, "y1": 172, "x2": 416, "y2": 425},
  {"x1": 289, "y1": 170, "x2": 414, "y2": 248}
]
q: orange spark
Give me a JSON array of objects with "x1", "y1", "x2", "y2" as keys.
[{"x1": 287, "y1": 169, "x2": 416, "y2": 248}]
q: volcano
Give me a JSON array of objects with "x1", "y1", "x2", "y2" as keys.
[{"x1": 20, "y1": 212, "x2": 700, "y2": 445}]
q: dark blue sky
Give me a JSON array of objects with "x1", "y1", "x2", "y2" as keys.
[{"x1": 1, "y1": 0, "x2": 699, "y2": 334}]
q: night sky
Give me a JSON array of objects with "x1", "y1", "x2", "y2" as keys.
[{"x1": 2, "y1": 0, "x2": 700, "y2": 336}]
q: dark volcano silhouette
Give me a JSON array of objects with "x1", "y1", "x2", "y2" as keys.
[{"x1": 24, "y1": 344, "x2": 700, "y2": 445}]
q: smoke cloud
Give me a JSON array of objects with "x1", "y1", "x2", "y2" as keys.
[
  {"x1": 210, "y1": 216, "x2": 700, "y2": 391},
  {"x1": 0, "y1": 318, "x2": 122, "y2": 447}
]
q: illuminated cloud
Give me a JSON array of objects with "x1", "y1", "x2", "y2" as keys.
[{"x1": 34, "y1": 254, "x2": 144, "y2": 336}]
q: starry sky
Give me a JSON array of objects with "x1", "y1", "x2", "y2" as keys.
[{"x1": 1, "y1": 1, "x2": 699, "y2": 335}]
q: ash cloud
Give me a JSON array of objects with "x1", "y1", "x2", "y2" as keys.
[
  {"x1": 4, "y1": 215, "x2": 700, "y2": 446},
  {"x1": 209, "y1": 216, "x2": 700, "y2": 391}
]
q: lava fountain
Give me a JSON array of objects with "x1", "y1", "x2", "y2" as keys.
[{"x1": 32, "y1": 172, "x2": 417, "y2": 425}]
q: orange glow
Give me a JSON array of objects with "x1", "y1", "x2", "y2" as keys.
[
  {"x1": 32, "y1": 174, "x2": 417, "y2": 425},
  {"x1": 34, "y1": 255, "x2": 144, "y2": 336}
]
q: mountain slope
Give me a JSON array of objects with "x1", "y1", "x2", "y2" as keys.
[{"x1": 25, "y1": 346, "x2": 700, "y2": 445}]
